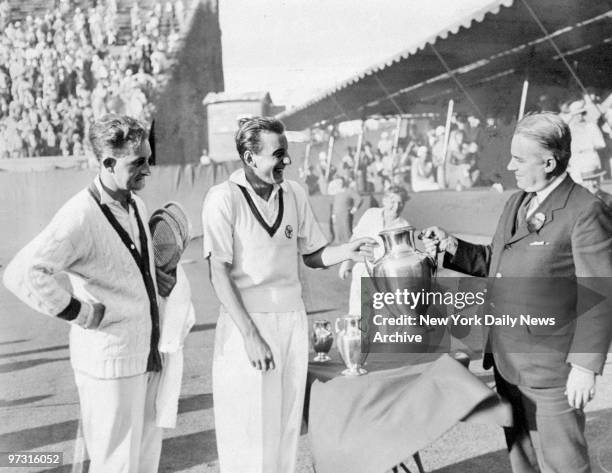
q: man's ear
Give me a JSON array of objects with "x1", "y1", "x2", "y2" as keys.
[
  {"x1": 244, "y1": 151, "x2": 256, "y2": 167},
  {"x1": 102, "y1": 157, "x2": 116, "y2": 172},
  {"x1": 543, "y1": 156, "x2": 557, "y2": 173}
]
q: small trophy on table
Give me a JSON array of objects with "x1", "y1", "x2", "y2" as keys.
[{"x1": 312, "y1": 320, "x2": 333, "y2": 362}]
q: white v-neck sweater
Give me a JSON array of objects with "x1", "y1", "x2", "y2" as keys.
[{"x1": 3, "y1": 187, "x2": 158, "y2": 379}]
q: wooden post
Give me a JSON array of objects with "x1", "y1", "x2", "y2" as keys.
[
  {"x1": 392, "y1": 115, "x2": 403, "y2": 154},
  {"x1": 353, "y1": 120, "x2": 365, "y2": 175},
  {"x1": 439, "y1": 99, "x2": 454, "y2": 188},
  {"x1": 325, "y1": 125, "x2": 335, "y2": 180},
  {"x1": 303, "y1": 129, "x2": 312, "y2": 174},
  {"x1": 441, "y1": 99, "x2": 454, "y2": 164},
  {"x1": 518, "y1": 79, "x2": 529, "y2": 121}
]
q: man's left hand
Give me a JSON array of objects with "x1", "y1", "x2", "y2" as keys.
[
  {"x1": 156, "y1": 268, "x2": 177, "y2": 297},
  {"x1": 566, "y1": 365, "x2": 596, "y2": 410},
  {"x1": 345, "y1": 237, "x2": 378, "y2": 262}
]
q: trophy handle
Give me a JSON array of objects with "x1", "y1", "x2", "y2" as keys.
[
  {"x1": 364, "y1": 253, "x2": 382, "y2": 278},
  {"x1": 357, "y1": 316, "x2": 369, "y2": 334},
  {"x1": 335, "y1": 318, "x2": 343, "y2": 334}
]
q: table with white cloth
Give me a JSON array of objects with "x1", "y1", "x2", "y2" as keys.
[{"x1": 306, "y1": 352, "x2": 512, "y2": 473}]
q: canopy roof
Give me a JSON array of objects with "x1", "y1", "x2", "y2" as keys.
[{"x1": 278, "y1": 0, "x2": 612, "y2": 129}]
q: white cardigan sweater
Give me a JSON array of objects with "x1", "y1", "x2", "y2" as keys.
[{"x1": 3, "y1": 187, "x2": 157, "y2": 379}]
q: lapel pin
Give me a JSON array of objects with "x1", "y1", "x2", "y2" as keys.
[{"x1": 527, "y1": 212, "x2": 546, "y2": 233}]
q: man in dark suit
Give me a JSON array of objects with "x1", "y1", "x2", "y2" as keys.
[{"x1": 423, "y1": 112, "x2": 612, "y2": 473}]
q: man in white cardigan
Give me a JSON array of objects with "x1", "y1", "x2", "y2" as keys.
[{"x1": 3, "y1": 114, "x2": 165, "y2": 473}]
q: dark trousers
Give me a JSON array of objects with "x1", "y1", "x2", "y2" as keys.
[{"x1": 493, "y1": 367, "x2": 590, "y2": 473}]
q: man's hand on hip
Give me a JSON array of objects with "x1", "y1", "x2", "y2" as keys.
[
  {"x1": 566, "y1": 364, "x2": 596, "y2": 410},
  {"x1": 244, "y1": 330, "x2": 275, "y2": 372}
]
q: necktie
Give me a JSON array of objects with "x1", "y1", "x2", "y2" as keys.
[{"x1": 515, "y1": 193, "x2": 535, "y2": 231}]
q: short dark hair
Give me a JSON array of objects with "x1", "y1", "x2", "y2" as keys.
[
  {"x1": 514, "y1": 112, "x2": 571, "y2": 173},
  {"x1": 89, "y1": 114, "x2": 147, "y2": 161},
  {"x1": 235, "y1": 116, "x2": 285, "y2": 161},
  {"x1": 385, "y1": 185, "x2": 409, "y2": 204}
]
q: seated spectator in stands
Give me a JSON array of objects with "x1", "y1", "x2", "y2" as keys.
[
  {"x1": 579, "y1": 165, "x2": 612, "y2": 208},
  {"x1": 446, "y1": 129, "x2": 479, "y2": 190},
  {"x1": 378, "y1": 131, "x2": 393, "y2": 156},
  {"x1": 367, "y1": 150, "x2": 387, "y2": 192},
  {"x1": 327, "y1": 172, "x2": 345, "y2": 196},
  {"x1": 0, "y1": 1, "x2": 177, "y2": 158},
  {"x1": 405, "y1": 123, "x2": 425, "y2": 156},
  {"x1": 391, "y1": 145, "x2": 411, "y2": 186},
  {"x1": 331, "y1": 178, "x2": 362, "y2": 244},
  {"x1": 72, "y1": 135, "x2": 84, "y2": 156},
  {"x1": 303, "y1": 165, "x2": 321, "y2": 196},
  {"x1": 583, "y1": 87, "x2": 603, "y2": 124},
  {"x1": 567, "y1": 100, "x2": 605, "y2": 183},
  {"x1": 341, "y1": 146, "x2": 355, "y2": 170},
  {"x1": 411, "y1": 145, "x2": 439, "y2": 192}
]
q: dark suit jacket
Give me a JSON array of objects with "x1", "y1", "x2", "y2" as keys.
[
  {"x1": 444, "y1": 175, "x2": 612, "y2": 388},
  {"x1": 596, "y1": 189, "x2": 612, "y2": 209}
]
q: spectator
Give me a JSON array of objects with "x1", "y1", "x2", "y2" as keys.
[
  {"x1": 199, "y1": 148, "x2": 211, "y2": 166},
  {"x1": 0, "y1": 1, "x2": 180, "y2": 158},
  {"x1": 567, "y1": 100, "x2": 606, "y2": 183},
  {"x1": 331, "y1": 178, "x2": 362, "y2": 244},
  {"x1": 411, "y1": 145, "x2": 439, "y2": 192}
]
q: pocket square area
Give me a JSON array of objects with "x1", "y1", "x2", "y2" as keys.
[{"x1": 529, "y1": 241, "x2": 549, "y2": 246}]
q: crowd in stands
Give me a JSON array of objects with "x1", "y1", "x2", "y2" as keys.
[
  {"x1": 0, "y1": 0, "x2": 186, "y2": 159},
  {"x1": 302, "y1": 87, "x2": 612, "y2": 194}
]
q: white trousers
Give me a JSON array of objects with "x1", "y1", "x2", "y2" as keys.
[
  {"x1": 74, "y1": 370, "x2": 163, "y2": 473},
  {"x1": 213, "y1": 310, "x2": 309, "y2": 473}
]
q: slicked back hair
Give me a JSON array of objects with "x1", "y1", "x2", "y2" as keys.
[
  {"x1": 89, "y1": 114, "x2": 147, "y2": 162},
  {"x1": 514, "y1": 112, "x2": 572, "y2": 174},
  {"x1": 235, "y1": 116, "x2": 285, "y2": 162}
]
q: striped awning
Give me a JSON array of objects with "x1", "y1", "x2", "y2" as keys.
[{"x1": 277, "y1": 0, "x2": 612, "y2": 129}]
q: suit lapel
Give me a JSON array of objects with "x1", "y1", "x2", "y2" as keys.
[
  {"x1": 504, "y1": 192, "x2": 526, "y2": 245},
  {"x1": 506, "y1": 176, "x2": 573, "y2": 245}
]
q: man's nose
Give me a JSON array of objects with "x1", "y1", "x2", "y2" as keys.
[
  {"x1": 507, "y1": 158, "x2": 516, "y2": 171},
  {"x1": 142, "y1": 160, "x2": 151, "y2": 175}
]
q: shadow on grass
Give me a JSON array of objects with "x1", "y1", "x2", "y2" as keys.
[
  {"x1": 0, "y1": 394, "x2": 53, "y2": 407},
  {"x1": 0, "y1": 338, "x2": 29, "y2": 345},
  {"x1": 38, "y1": 430, "x2": 219, "y2": 473},
  {"x1": 0, "y1": 344, "x2": 68, "y2": 359},
  {"x1": 0, "y1": 357, "x2": 69, "y2": 373},
  {"x1": 0, "y1": 419, "x2": 78, "y2": 450},
  {"x1": 159, "y1": 429, "x2": 218, "y2": 472},
  {"x1": 178, "y1": 392, "x2": 213, "y2": 415}
]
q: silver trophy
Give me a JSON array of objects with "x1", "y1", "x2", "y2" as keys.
[
  {"x1": 312, "y1": 320, "x2": 333, "y2": 362},
  {"x1": 335, "y1": 316, "x2": 368, "y2": 376}
]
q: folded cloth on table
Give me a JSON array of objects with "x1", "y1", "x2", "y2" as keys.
[
  {"x1": 309, "y1": 353, "x2": 512, "y2": 473},
  {"x1": 156, "y1": 263, "x2": 195, "y2": 428}
]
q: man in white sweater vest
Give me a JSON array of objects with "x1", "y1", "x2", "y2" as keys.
[
  {"x1": 3, "y1": 115, "x2": 165, "y2": 473},
  {"x1": 202, "y1": 116, "x2": 376, "y2": 473}
]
